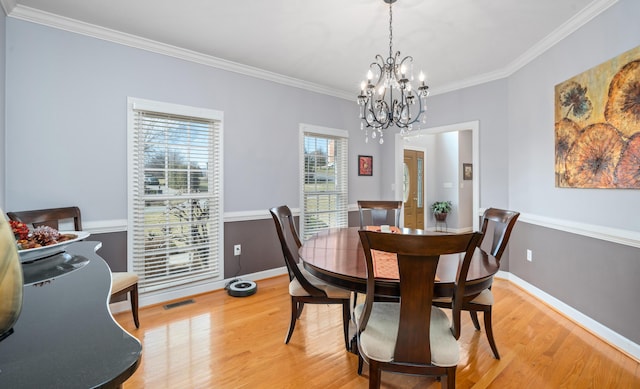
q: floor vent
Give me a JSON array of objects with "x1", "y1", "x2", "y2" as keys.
[{"x1": 163, "y1": 299, "x2": 195, "y2": 310}]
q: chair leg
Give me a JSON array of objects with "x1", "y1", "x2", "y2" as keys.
[
  {"x1": 285, "y1": 298, "x2": 298, "y2": 344},
  {"x1": 296, "y1": 301, "x2": 305, "y2": 319},
  {"x1": 357, "y1": 352, "x2": 364, "y2": 375},
  {"x1": 130, "y1": 284, "x2": 140, "y2": 329},
  {"x1": 483, "y1": 307, "x2": 500, "y2": 359},
  {"x1": 342, "y1": 301, "x2": 350, "y2": 351},
  {"x1": 442, "y1": 366, "x2": 456, "y2": 389},
  {"x1": 469, "y1": 310, "x2": 481, "y2": 330},
  {"x1": 368, "y1": 360, "x2": 381, "y2": 389}
]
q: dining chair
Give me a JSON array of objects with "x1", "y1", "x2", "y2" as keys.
[
  {"x1": 355, "y1": 230, "x2": 483, "y2": 389},
  {"x1": 7, "y1": 206, "x2": 140, "y2": 328},
  {"x1": 269, "y1": 205, "x2": 351, "y2": 349},
  {"x1": 433, "y1": 207, "x2": 520, "y2": 359},
  {"x1": 357, "y1": 200, "x2": 403, "y2": 229},
  {"x1": 355, "y1": 200, "x2": 404, "y2": 309}
]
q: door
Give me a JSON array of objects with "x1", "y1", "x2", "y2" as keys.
[{"x1": 403, "y1": 149, "x2": 424, "y2": 229}]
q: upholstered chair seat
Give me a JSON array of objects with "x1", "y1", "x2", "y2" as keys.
[{"x1": 354, "y1": 303, "x2": 459, "y2": 366}]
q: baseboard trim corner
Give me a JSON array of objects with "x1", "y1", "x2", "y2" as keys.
[{"x1": 505, "y1": 271, "x2": 640, "y2": 362}]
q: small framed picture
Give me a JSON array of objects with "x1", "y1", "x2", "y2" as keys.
[
  {"x1": 358, "y1": 155, "x2": 373, "y2": 176},
  {"x1": 463, "y1": 163, "x2": 473, "y2": 180}
]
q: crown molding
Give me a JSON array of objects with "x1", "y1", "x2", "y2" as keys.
[
  {"x1": 6, "y1": 0, "x2": 618, "y2": 100},
  {"x1": 430, "y1": 0, "x2": 619, "y2": 96},
  {"x1": 503, "y1": 0, "x2": 619, "y2": 76},
  {"x1": 7, "y1": 5, "x2": 354, "y2": 101}
]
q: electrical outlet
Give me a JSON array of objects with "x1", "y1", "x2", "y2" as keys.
[
  {"x1": 234, "y1": 244, "x2": 241, "y2": 256},
  {"x1": 526, "y1": 249, "x2": 532, "y2": 262}
]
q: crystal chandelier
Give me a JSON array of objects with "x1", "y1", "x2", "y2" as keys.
[{"x1": 357, "y1": 0, "x2": 429, "y2": 144}]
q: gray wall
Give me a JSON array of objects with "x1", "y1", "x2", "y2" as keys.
[
  {"x1": 506, "y1": 0, "x2": 640, "y2": 345},
  {"x1": 434, "y1": 132, "x2": 459, "y2": 228},
  {"x1": 2, "y1": 0, "x2": 640, "y2": 349},
  {"x1": 509, "y1": 223, "x2": 640, "y2": 345},
  {"x1": 384, "y1": 78, "x2": 511, "y2": 209},
  {"x1": 458, "y1": 130, "x2": 473, "y2": 229},
  {"x1": 0, "y1": 7, "x2": 5, "y2": 209},
  {"x1": 4, "y1": 19, "x2": 380, "y2": 219},
  {"x1": 1, "y1": 18, "x2": 380, "y2": 279},
  {"x1": 381, "y1": 0, "x2": 640, "y2": 346},
  {"x1": 507, "y1": 0, "x2": 640, "y2": 230},
  {"x1": 408, "y1": 0, "x2": 639, "y2": 345}
]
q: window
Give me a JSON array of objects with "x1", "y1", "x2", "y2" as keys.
[
  {"x1": 299, "y1": 124, "x2": 348, "y2": 240},
  {"x1": 128, "y1": 98, "x2": 223, "y2": 293}
]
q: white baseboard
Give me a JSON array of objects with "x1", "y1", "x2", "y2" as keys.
[
  {"x1": 497, "y1": 271, "x2": 640, "y2": 362},
  {"x1": 109, "y1": 266, "x2": 288, "y2": 313}
]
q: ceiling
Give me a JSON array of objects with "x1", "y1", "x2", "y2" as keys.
[{"x1": 4, "y1": 0, "x2": 612, "y2": 99}]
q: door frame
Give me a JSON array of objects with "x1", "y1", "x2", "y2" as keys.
[
  {"x1": 394, "y1": 120, "x2": 480, "y2": 231},
  {"x1": 402, "y1": 147, "x2": 427, "y2": 228}
]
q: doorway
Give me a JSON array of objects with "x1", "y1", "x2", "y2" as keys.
[
  {"x1": 394, "y1": 120, "x2": 480, "y2": 231},
  {"x1": 403, "y1": 149, "x2": 425, "y2": 229}
]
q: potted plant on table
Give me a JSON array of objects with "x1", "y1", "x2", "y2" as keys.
[{"x1": 431, "y1": 201, "x2": 452, "y2": 221}]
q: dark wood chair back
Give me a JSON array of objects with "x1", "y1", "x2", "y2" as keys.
[
  {"x1": 7, "y1": 206, "x2": 82, "y2": 231},
  {"x1": 269, "y1": 205, "x2": 326, "y2": 297},
  {"x1": 479, "y1": 208, "x2": 520, "y2": 262},
  {"x1": 357, "y1": 200, "x2": 403, "y2": 228},
  {"x1": 357, "y1": 230, "x2": 483, "y2": 362}
]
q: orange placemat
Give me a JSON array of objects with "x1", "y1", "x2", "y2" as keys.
[
  {"x1": 365, "y1": 225, "x2": 401, "y2": 233},
  {"x1": 372, "y1": 250, "x2": 399, "y2": 279},
  {"x1": 371, "y1": 249, "x2": 440, "y2": 281}
]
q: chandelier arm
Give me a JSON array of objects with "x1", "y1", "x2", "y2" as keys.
[
  {"x1": 395, "y1": 91, "x2": 425, "y2": 128},
  {"x1": 363, "y1": 97, "x2": 392, "y2": 129},
  {"x1": 397, "y1": 55, "x2": 413, "y2": 72}
]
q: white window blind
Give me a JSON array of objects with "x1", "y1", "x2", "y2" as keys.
[
  {"x1": 300, "y1": 124, "x2": 349, "y2": 240},
  {"x1": 128, "y1": 98, "x2": 224, "y2": 293}
]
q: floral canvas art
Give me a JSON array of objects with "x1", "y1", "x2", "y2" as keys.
[{"x1": 555, "y1": 45, "x2": 640, "y2": 188}]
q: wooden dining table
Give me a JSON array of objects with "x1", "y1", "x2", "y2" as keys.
[{"x1": 299, "y1": 226, "x2": 500, "y2": 299}]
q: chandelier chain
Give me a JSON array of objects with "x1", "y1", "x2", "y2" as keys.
[{"x1": 388, "y1": 3, "x2": 393, "y2": 60}]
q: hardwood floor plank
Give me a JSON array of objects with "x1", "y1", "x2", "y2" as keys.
[{"x1": 113, "y1": 277, "x2": 640, "y2": 388}]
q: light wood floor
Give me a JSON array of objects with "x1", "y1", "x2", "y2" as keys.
[{"x1": 114, "y1": 276, "x2": 640, "y2": 388}]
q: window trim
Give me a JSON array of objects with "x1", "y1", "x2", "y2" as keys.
[
  {"x1": 299, "y1": 123, "x2": 349, "y2": 240},
  {"x1": 127, "y1": 97, "x2": 224, "y2": 295}
]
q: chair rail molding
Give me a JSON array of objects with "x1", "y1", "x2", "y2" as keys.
[{"x1": 518, "y1": 212, "x2": 640, "y2": 249}]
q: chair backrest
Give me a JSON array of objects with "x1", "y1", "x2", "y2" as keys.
[
  {"x1": 269, "y1": 205, "x2": 326, "y2": 297},
  {"x1": 357, "y1": 230, "x2": 483, "y2": 363},
  {"x1": 7, "y1": 206, "x2": 82, "y2": 231},
  {"x1": 479, "y1": 208, "x2": 520, "y2": 262},
  {"x1": 358, "y1": 200, "x2": 403, "y2": 228}
]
